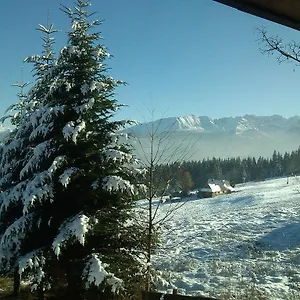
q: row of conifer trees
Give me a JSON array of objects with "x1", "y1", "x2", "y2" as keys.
[{"x1": 153, "y1": 148, "x2": 300, "y2": 194}]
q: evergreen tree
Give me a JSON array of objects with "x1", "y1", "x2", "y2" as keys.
[
  {"x1": 0, "y1": 20, "x2": 58, "y2": 296},
  {"x1": 210, "y1": 157, "x2": 223, "y2": 179},
  {"x1": 271, "y1": 150, "x2": 283, "y2": 177},
  {"x1": 0, "y1": 1, "x2": 147, "y2": 299}
]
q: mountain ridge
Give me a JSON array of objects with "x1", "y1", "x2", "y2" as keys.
[
  {"x1": 125, "y1": 114, "x2": 300, "y2": 160},
  {"x1": 126, "y1": 114, "x2": 300, "y2": 135}
]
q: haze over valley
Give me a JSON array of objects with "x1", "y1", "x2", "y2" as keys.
[{"x1": 125, "y1": 115, "x2": 300, "y2": 161}]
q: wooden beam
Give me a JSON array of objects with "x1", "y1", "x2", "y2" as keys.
[{"x1": 214, "y1": 0, "x2": 300, "y2": 31}]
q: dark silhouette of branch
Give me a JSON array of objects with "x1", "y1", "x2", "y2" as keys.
[{"x1": 257, "y1": 27, "x2": 300, "y2": 65}]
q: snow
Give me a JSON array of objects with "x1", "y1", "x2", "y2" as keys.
[
  {"x1": 0, "y1": 213, "x2": 34, "y2": 260},
  {"x1": 30, "y1": 268, "x2": 46, "y2": 291},
  {"x1": 201, "y1": 179, "x2": 235, "y2": 193},
  {"x1": 29, "y1": 122, "x2": 54, "y2": 140},
  {"x1": 0, "y1": 181, "x2": 27, "y2": 213},
  {"x1": 201, "y1": 183, "x2": 221, "y2": 193},
  {"x1": 49, "y1": 77, "x2": 61, "y2": 94},
  {"x1": 18, "y1": 249, "x2": 44, "y2": 274},
  {"x1": 52, "y1": 214, "x2": 91, "y2": 257},
  {"x1": 39, "y1": 105, "x2": 65, "y2": 123},
  {"x1": 90, "y1": 80, "x2": 105, "y2": 92},
  {"x1": 152, "y1": 177, "x2": 300, "y2": 299},
  {"x1": 1, "y1": 138, "x2": 21, "y2": 161},
  {"x1": 74, "y1": 98, "x2": 95, "y2": 113},
  {"x1": 103, "y1": 149, "x2": 133, "y2": 163},
  {"x1": 102, "y1": 175, "x2": 135, "y2": 194},
  {"x1": 59, "y1": 167, "x2": 79, "y2": 187},
  {"x1": 177, "y1": 116, "x2": 205, "y2": 131},
  {"x1": 62, "y1": 120, "x2": 86, "y2": 143},
  {"x1": 93, "y1": 47, "x2": 105, "y2": 59},
  {"x1": 48, "y1": 156, "x2": 66, "y2": 176},
  {"x1": 71, "y1": 20, "x2": 80, "y2": 30},
  {"x1": 125, "y1": 115, "x2": 300, "y2": 135},
  {"x1": 20, "y1": 140, "x2": 52, "y2": 179},
  {"x1": 18, "y1": 250, "x2": 48, "y2": 292},
  {"x1": 68, "y1": 45, "x2": 77, "y2": 55},
  {"x1": 23, "y1": 171, "x2": 54, "y2": 214},
  {"x1": 82, "y1": 253, "x2": 123, "y2": 293},
  {"x1": 0, "y1": 173, "x2": 12, "y2": 187},
  {"x1": 65, "y1": 81, "x2": 72, "y2": 91},
  {"x1": 80, "y1": 83, "x2": 90, "y2": 95}
]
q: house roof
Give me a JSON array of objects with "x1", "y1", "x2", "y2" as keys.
[
  {"x1": 223, "y1": 183, "x2": 235, "y2": 192},
  {"x1": 201, "y1": 183, "x2": 222, "y2": 193},
  {"x1": 214, "y1": 0, "x2": 300, "y2": 31},
  {"x1": 201, "y1": 179, "x2": 234, "y2": 193}
]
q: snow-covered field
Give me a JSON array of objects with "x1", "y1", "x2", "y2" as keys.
[{"x1": 153, "y1": 177, "x2": 300, "y2": 299}]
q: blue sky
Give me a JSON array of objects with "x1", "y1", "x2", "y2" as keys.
[{"x1": 1, "y1": 0, "x2": 300, "y2": 122}]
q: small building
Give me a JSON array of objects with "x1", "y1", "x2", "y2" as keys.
[{"x1": 200, "y1": 179, "x2": 234, "y2": 198}]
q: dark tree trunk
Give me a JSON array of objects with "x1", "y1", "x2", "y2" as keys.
[
  {"x1": 13, "y1": 268, "x2": 20, "y2": 295},
  {"x1": 65, "y1": 260, "x2": 83, "y2": 300},
  {"x1": 38, "y1": 286, "x2": 45, "y2": 300}
]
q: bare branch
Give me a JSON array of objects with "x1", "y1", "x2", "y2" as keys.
[{"x1": 257, "y1": 27, "x2": 300, "y2": 65}]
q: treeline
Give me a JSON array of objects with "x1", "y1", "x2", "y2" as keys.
[{"x1": 154, "y1": 147, "x2": 300, "y2": 192}]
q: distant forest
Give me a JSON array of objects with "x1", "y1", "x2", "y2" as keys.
[{"x1": 154, "y1": 146, "x2": 300, "y2": 193}]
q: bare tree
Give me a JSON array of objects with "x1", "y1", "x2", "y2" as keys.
[{"x1": 127, "y1": 111, "x2": 199, "y2": 291}]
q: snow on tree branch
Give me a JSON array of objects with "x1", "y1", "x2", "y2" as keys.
[
  {"x1": 0, "y1": 213, "x2": 35, "y2": 260},
  {"x1": 90, "y1": 80, "x2": 106, "y2": 92},
  {"x1": 92, "y1": 46, "x2": 111, "y2": 60},
  {"x1": 48, "y1": 156, "x2": 66, "y2": 176},
  {"x1": 82, "y1": 253, "x2": 123, "y2": 293},
  {"x1": 30, "y1": 105, "x2": 65, "y2": 129},
  {"x1": 52, "y1": 214, "x2": 91, "y2": 257},
  {"x1": 23, "y1": 171, "x2": 54, "y2": 214},
  {"x1": 59, "y1": 167, "x2": 80, "y2": 187},
  {"x1": 18, "y1": 249, "x2": 49, "y2": 292},
  {"x1": 73, "y1": 98, "x2": 95, "y2": 114},
  {"x1": 0, "y1": 180, "x2": 29, "y2": 214},
  {"x1": 18, "y1": 248, "x2": 45, "y2": 275},
  {"x1": 102, "y1": 175, "x2": 135, "y2": 194},
  {"x1": 103, "y1": 149, "x2": 135, "y2": 163},
  {"x1": 0, "y1": 173, "x2": 12, "y2": 187},
  {"x1": 29, "y1": 122, "x2": 54, "y2": 140},
  {"x1": 1, "y1": 138, "x2": 22, "y2": 163},
  {"x1": 62, "y1": 120, "x2": 86, "y2": 143},
  {"x1": 20, "y1": 140, "x2": 53, "y2": 179},
  {"x1": 1, "y1": 159, "x2": 17, "y2": 177}
]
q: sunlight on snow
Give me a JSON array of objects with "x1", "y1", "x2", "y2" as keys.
[{"x1": 152, "y1": 177, "x2": 300, "y2": 298}]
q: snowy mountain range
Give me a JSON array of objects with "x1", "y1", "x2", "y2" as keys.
[
  {"x1": 125, "y1": 115, "x2": 300, "y2": 160},
  {"x1": 127, "y1": 115, "x2": 300, "y2": 135},
  {"x1": 0, "y1": 115, "x2": 299, "y2": 160}
]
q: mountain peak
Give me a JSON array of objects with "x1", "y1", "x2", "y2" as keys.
[
  {"x1": 125, "y1": 114, "x2": 300, "y2": 135},
  {"x1": 125, "y1": 114, "x2": 300, "y2": 160}
]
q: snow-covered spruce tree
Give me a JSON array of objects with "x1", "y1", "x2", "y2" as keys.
[
  {"x1": 0, "y1": 20, "x2": 59, "y2": 297},
  {"x1": 0, "y1": 1, "x2": 147, "y2": 299}
]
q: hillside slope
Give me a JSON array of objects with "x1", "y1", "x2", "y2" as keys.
[{"x1": 153, "y1": 177, "x2": 300, "y2": 299}]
